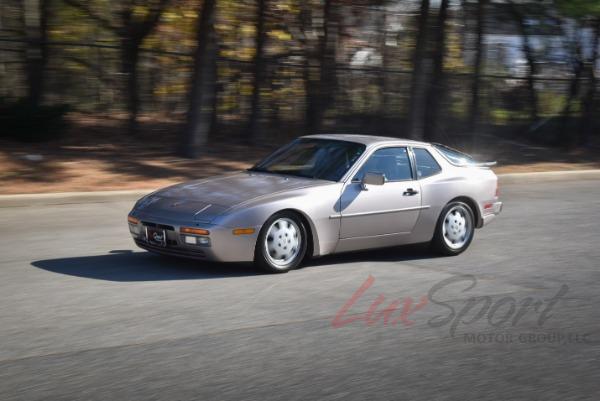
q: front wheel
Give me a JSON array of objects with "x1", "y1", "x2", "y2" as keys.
[
  {"x1": 254, "y1": 212, "x2": 308, "y2": 273},
  {"x1": 431, "y1": 201, "x2": 475, "y2": 256}
]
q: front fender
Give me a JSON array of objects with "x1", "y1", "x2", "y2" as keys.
[{"x1": 214, "y1": 183, "x2": 344, "y2": 256}]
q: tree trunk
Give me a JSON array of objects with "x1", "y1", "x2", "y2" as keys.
[
  {"x1": 61, "y1": 0, "x2": 169, "y2": 135},
  {"x1": 407, "y1": 0, "x2": 430, "y2": 140},
  {"x1": 180, "y1": 0, "x2": 217, "y2": 157},
  {"x1": 23, "y1": 0, "x2": 48, "y2": 108},
  {"x1": 508, "y1": 2, "x2": 538, "y2": 122},
  {"x1": 378, "y1": 6, "x2": 388, "y2": 135},
  {"x1": 422, "y1": 0, "x2": 448, "y2": 142},
  {"x1": 120, "y1": 1, "x2": 169, "y2": 136},
  {"x1": 559, "y1": 41, "x2": 583, "y2": 149},
  {"x1": 303, "y1": 43, "x2": 319, "y2": 135},
  {"x1": 246, "y1": 0, "x2": 267, "y2": 143},
  {"x1": 121, "y1": 38, "x2": 141, "y2": 136},
  {"x1": 318, "y1": 0, "x2": 336, "y2": 131},
  {"x1": 303, "y1": 0, "x2": 334, "y2": 136},
  {"x1": 579, "y1": 19, "x2": 600, "y2": 147},
  {"x1": 469, "y1": 0, "x2": 485, "y2": 151}
]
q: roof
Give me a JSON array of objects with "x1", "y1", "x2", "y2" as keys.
[{"x1": 301, "y1": 134, "x2": 430, "y2": 147}]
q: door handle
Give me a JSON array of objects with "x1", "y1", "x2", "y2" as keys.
[{"x1": 403, "y1": 188, "x2": 419, "y2": 196}]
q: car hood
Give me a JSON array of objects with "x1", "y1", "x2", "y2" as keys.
[{"x1": 139, "y1": 171, "x2": 328, "y2": 222}]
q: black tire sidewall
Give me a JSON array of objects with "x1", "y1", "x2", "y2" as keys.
[
  {"x1": 432, "y1": 201, "x2": 475, "y2": 255},
  {"x1": 255, "y1": 212, "x2": 308, "y2": 273}
]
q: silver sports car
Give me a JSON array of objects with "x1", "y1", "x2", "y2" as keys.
[{"x1": 128, "y1": 134, "x2": 502, "y2": 273}]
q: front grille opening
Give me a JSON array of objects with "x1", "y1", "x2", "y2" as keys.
[
  {"x1": 135, "y1": 239, "x2": 206, "y2": 258},
  {"x1": 142, "y1": 221, "x2": 175, "y2": 231}
]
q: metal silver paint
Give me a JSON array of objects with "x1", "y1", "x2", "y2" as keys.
[
  {"x1": 128, "y1": 134, "x2": 502, "y2": 262},
  {"x1": 329, "y1": 205, "x2": 430, "y2": 219}
]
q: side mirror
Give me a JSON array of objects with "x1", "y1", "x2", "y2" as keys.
[{"x1": 361, "y1": 172, "x2": 385, "y2": 190}]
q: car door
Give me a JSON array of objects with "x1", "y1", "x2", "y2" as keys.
[{"x1": 339, "y1": 147, "x2": 422, "y2": 239}]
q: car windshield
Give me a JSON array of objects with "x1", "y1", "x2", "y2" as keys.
[{"x1": 249, "y1": 138, "x2": 366, "y2": 181}]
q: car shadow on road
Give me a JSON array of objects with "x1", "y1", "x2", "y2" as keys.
[
  {"x1": 305, "y1": 243, "x2": 441, "y2": 268},
  {"x1": 31, "y1": 245, "x2": 441, "y2": 282},
  {"x1": 31, "y1": 250, "x2": 260, "y2": 282}
]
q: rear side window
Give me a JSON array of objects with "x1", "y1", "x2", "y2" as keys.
[{"x1": 413, "y1": 148, "x2": 442, "y2": 179}]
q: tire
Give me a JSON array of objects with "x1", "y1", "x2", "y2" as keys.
[
  {"x1": 254, "y1": 211, "x2": 308, "y2": 273},
  {"x1": 431, "y1": 201, "x2": 475, "y2": 256}
]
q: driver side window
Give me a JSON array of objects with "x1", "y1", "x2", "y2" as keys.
[{"x1": 354, "y1": 147, "x2": 413, "y2": 182}]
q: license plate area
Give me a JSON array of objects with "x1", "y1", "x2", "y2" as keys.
[{"x1": 146, "y1": 227, "x2": 167, "y2": 247}]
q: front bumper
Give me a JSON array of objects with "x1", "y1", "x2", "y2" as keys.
[
  {"x1": 128, "y1": 214, "x2": 259, "y2": 263},
  {"x1": 481, "y1": 201, "x2": 503, "y2": 227}
]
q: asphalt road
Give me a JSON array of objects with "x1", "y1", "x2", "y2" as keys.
[{"x1": 1, "y1": 179, "x2": 599, "y2": 401}]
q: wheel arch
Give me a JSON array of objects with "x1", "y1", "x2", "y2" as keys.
[
  {"x1": 448, "y1": 196, "x2": 482, "y2": 228},
  {"x1": 268, "y1": 208, "x2": 318, "y2": 259}
]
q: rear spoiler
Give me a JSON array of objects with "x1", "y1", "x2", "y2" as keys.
[{"x1": 471, "y1": 161, "x2": 497, "y2": 168}]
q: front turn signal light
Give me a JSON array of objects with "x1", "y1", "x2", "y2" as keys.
[
  {"x1": 128, "y1": 216, "x2": 140, "y2": 225},
  {"x1": 181, "y1": 227, "x2": 210, "y2": 236},
  {"x1": 232, "y1": 228, "x2": 256, "y2": 235}
]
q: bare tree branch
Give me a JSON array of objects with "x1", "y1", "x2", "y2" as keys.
[
  {"x1": 62, "y1": 0, "x2": 118, "y2": 33},
  {"x1": 138, "y1": 0, "x2": 170, "y2": 39}
]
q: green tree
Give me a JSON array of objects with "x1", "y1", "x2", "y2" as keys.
[
  {"x1": 508, "y1": 0, "x2": 539, "y2": 122},
  {"x1": 556, "y1": 0, "x2": 600, "y2": 147},
  {"x1": 63, "y1": 0, "x2": 170, "y2": 135}
]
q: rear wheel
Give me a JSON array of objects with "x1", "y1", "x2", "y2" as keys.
[
  {"x1": 254, "y1": 212, "x2": 308, "y2": 273},
  {"x1": 431, "y1": 201, "x2": 475, "y2": 256}
]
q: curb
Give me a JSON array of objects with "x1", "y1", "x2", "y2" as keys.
[
  {"x1": 497, "y1": 169, "x2": 600, "y2": 184},
  {"x1": 1, "y1": 169, "x2": 599, "y2": 207},
  {"x1": 0, "y1": 189, "x2": 155, "y2": 208}
]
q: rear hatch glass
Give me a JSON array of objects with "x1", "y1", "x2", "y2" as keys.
[{"x1": 433, "y1": 144, "x2": 496, "y2": 167}]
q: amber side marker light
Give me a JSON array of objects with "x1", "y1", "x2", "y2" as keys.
[
  {"x1": 181, "y1": 227, "x2": 210, "y2": 236},
  {"x1": 232, "y1": 228, "x2": 256, "y2": 236},
  {"x1": 128, "y1": 216, "x2": 140, "y2": 225}
]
